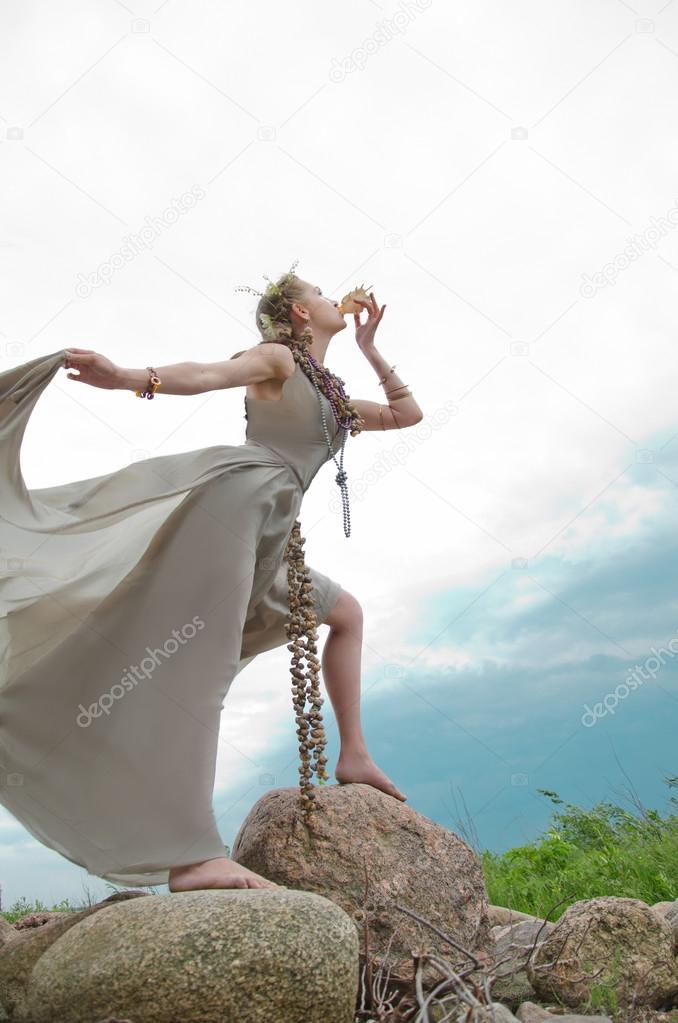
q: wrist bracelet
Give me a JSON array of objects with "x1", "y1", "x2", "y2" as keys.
[{"x1": 135, "y1": 366, "x2": 162, "y2": 399}]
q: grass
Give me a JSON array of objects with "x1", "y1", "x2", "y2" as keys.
[{"x1": 481, "y1": 774, "x2": 678, "y2": 921}]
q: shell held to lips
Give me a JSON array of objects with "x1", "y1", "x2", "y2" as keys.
[{"x1": 337, "y1": 283, "x2": 373, "y2": 315}]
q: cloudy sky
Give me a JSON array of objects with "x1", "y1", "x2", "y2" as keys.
[{"x1": 1, "y1": 0, "x2": 678, "y2": 908}]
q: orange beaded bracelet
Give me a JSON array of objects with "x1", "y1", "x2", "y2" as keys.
[{"x1": 135, "y1": 367, "x2": 162, "y2": 399}]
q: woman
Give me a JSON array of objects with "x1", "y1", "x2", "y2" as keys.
[{"x1": 0, "y1": 266, "x2": 424, "y2": 891}]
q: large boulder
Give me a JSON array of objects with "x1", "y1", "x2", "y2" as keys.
[
  {"x1": 0, "y1": 892, "x2": 149, "y2": 1021},
  {"x1": 23, "y1": 888, "x2": 359, "y2": 1023},
  {"x1": 231, "y1": 783, "x2": 494, "y2": 971},
  {"x1": 526, "y1": 896, "x2": 678, "y2": 1010}
]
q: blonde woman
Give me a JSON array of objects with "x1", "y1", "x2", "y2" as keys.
[{"x1": 0, "y1": 269, "x2": 423, "y2": 892}]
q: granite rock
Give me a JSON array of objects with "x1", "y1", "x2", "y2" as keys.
[
  {"x1": 232, "y1": 783, "x2": 493, "y2": 970},
  {"x1": 24, "y1": 888, "x2": 359, "y2": 1023}
]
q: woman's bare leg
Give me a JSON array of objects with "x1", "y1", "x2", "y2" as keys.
[
  {"x1": 322, "y1": 590, "x2": 407, "y2": 801},
  {"x1": 170, "y1": 590, "x2": 405, "y2": 893}
]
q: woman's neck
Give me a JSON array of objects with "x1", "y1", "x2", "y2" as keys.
[{"x1": 302, "y1": 332, "x2": 331, "y2": 368}]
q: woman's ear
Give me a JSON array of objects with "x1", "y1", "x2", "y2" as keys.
[{"x1": 290, "y1": 302, "x2": 309, "y2": 321}]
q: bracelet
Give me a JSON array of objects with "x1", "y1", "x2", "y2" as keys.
[
  {"x1": 385, "y1": 384, "x2": 411, "y2": 397},
  {"x1": 379, "y1": 406, "x2": 386, "y2": 430},
  {"x1": 378, "y1": 365, "x2": 397, "y2": 386},
  {"x1": 135, "y1": 366, "x2": 162, "y2": 400}
]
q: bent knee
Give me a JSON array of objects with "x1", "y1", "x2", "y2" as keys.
[{"x1": 324, "y1": 588, "x2": 362, "y2": 630}]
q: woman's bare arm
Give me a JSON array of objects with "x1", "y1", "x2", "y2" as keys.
[
  {"x1": 117, "y1": 343, "x2": 295, "y2": 395},
  {"x1": 351, "y1": 348, "x2": 423, "y2": 430}
]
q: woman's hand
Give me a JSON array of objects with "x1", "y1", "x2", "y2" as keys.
[
  {"x1": 353, "y1": 291, "x2": 386, "y2": 353},
  {"x1": 63, "y1": 349, "x2": 121, "y2": 390}
]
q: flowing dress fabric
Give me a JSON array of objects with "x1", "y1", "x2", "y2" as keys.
[{"x1": 0, "y1": 350, "x2": 343, "y2": 885}]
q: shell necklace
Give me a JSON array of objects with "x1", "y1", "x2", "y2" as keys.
[{"x1": 305, "y1": 354, "x2": 353, "y2": 538}]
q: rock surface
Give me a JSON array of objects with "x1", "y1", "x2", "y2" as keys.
[
  {"x1": 0, "y1": 918, "x2": 15, "y2": 947},
  {"x1": 652, "y1": 898, "x2": 678, "y2": 946},
  {"x1": 488, "y1": 905, "x2": 543, "y2": 927},
  {"x1": 491, "y1": 918, "x2": 555, "y2": 1009},
  {"x1": 516, "y1": 1001, "x2": 613, "y2": 1022},
  {"x1": 0, "y1": 891, "x2": 150, "y2": 1021},
  {"x1": 23, "y1": 888, "x2": 359, "y2": 1023},
  {"x1": 231, "y1": 783, "x2": 493, "y2": 969},
  {"x1": 526, "y1": 896, "x2": 678, "y2": 1010},
  {"x1": 516, "y1": 1003, "x2": 552, "y2": 1022}
]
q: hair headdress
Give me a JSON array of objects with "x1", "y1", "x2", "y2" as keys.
[{"x1": 235, "y1": 259, "x2": 301, "y2": 340}]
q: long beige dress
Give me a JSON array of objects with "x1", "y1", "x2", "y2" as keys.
[{"x1": 0, "y1": 349, "x2": 343, "y2": 886}]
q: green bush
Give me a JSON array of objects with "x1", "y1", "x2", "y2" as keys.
[{"x1": 482, "y1": 776, "x2": 678, "y2": 920}]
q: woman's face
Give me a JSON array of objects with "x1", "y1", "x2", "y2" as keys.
[{"x1": 295, "y1": 280, "x2": 347, "y2": 335}]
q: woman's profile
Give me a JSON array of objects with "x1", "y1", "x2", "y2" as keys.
[{"x1": 0, "y1": 263, "x2": 424, "y2": 892}]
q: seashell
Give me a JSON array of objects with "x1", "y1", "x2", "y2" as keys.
[{"x1": 337, "y1": 283, "x2": 373, "y2": 315}]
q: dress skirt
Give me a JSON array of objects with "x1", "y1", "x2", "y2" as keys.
[{"x1": 0, "y1": 350, "x2": 342, "y2": 885}]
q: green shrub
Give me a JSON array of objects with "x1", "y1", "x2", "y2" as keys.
[{"x1": 482, "y1": 775, "x2": 678, "y2": 920}]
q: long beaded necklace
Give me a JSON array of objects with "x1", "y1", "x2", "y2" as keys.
[{"x1": 305, "y1": 354, "x2": 353, "y2": 538}]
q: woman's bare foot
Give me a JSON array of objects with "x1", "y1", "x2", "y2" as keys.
[
  {"x1": 335, "y1": 749, "x2": 407, "y2": 802},
  {"x1": 168, "y1": 856, "x2": 284, "y2": 892}
]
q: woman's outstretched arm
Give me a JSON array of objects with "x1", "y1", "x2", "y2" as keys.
[{"x1": 63, "y1": 342, "x2": 294, "y2": 396}]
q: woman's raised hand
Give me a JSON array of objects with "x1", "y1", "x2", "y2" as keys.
[
  {"x1": 352, "y1": 291, "x2": 386, "y2": 353},
  {"x1": 63, "y1": 349, "x2": 121, "y2": 390}
]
